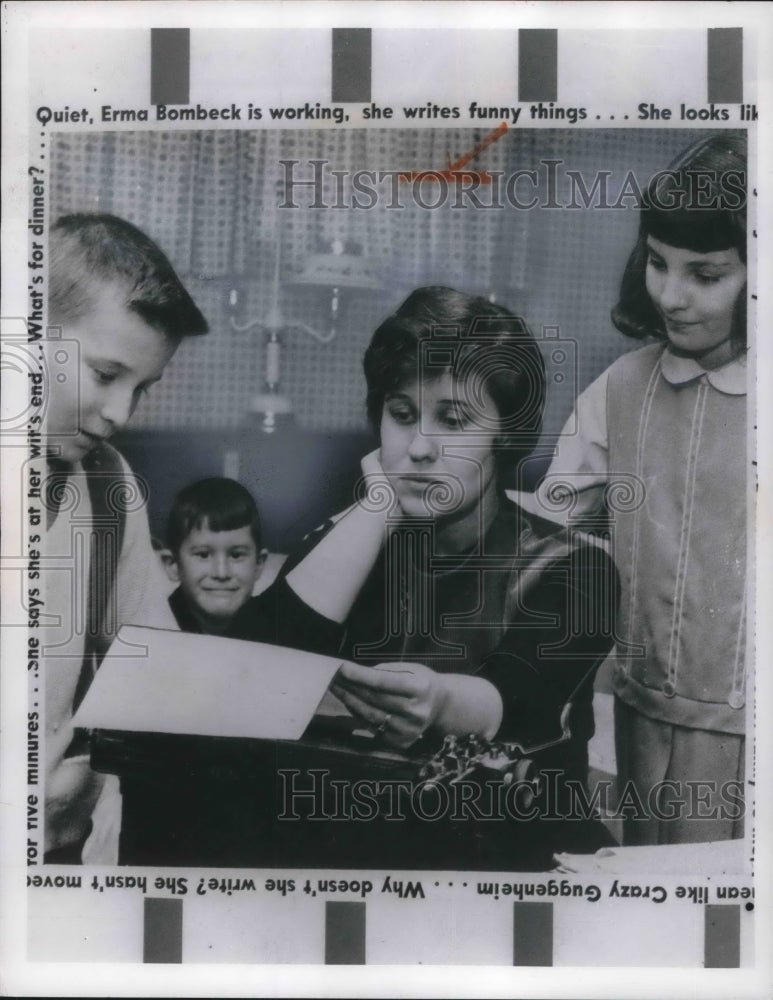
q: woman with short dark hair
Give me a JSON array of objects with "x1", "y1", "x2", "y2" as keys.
[{"x1": 237, "y1": 286, "x2": 618, "y2": 791}]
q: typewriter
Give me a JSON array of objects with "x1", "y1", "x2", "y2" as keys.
[
  {"x1": 89, "y1": 704, "x2": 600, "y2": 869},
  {"x1": 81, "y1": 628, "x2": 610, "y2": 868}
]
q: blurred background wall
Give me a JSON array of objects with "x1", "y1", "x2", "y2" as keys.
[{"x1": 50, "y1": 126, "x2": 723, "y2": 547}]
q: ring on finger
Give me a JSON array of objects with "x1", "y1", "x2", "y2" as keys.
[{"x1": 375, "y1": 713, "x2": 391, "y2": 735}]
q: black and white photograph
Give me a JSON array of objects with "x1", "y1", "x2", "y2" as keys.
[{"x1": 1, "y1": 2, "x2": 769, "y2": 995}]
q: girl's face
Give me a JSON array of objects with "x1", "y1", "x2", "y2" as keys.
[
  {"x1": 379, "y1": 373, "x2": 499, "y2": 542},
  {"x1": 645, "y1": 235, "x2": 746, "y2": 369}
]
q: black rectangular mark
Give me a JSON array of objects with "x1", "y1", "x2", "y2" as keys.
[
  {"x1": 332, "y1": 28, "x2": 371, "y2": 103},
  {"x1": 325, "y1": 900, "x2": 366, "y2": 964},
  {"x1": 518, "y1": 29, "x2": 557, "y2": 103},
  {"x1": 513, "y1": 901, "x2": 553, "y2": 966},
  {"x1": 143, "y1": 897, "x2": 183, "y2": 963},
  {"x1": 151, "y1": 28, "x2": 190, "y2": 106},
  {"x1": 705, "y1": 904, "x2": 741, "y2": 968},
  {"x1": 708, "y1": 27, "x2": 743, "y2": 103}
]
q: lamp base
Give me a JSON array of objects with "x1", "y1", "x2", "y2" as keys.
[{"x1": 245, "y1": 392, "x2": 294, "y2": 434}]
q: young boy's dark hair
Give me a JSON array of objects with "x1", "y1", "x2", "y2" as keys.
[
  {"x1": 166, "y1": 478, "x2": 263, "y2": 555},
  {"x1": 50, "y1": 213, "x2": 209, "y2": 338}
]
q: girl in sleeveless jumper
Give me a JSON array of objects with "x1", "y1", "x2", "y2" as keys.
[{"x1": 533, "y1": 135, "x2": 748, "y2": 845}]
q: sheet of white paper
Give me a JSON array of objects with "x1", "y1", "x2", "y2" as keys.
[
  {"x1": 554, "y1": 838, "x2": 745, "y2": 876},
  {"x1": 73, "y1": 625, "x2": 343, "y2": 740}
]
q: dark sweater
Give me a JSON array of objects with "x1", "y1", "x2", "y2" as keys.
[{"x1": 228, "y1": 500, "x2": 619, "y2": 781}]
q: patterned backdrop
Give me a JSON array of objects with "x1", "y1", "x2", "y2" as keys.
[{"x1": 50, "y1": 127, "x2": 715, "y2": 437}]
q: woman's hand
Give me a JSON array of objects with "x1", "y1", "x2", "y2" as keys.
[
  {"x1": 332, "y1": 661, "x2": 505, "y2": 750},
  {"x1": 331, "y1": 660, "x2": 447, "y2": 749},
  {"x1": 357, "y1": 448, "x2": 400, "y2": 516}
]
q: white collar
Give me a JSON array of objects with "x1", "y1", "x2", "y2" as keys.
[{"x1": 659, "y1": 347, "x2": 747, "y2": 396}]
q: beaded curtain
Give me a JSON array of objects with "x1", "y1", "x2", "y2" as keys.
[{"x1": 50, "y1": 127, "x2": 708, "y2": 435}]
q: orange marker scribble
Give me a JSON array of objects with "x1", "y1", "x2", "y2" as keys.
[{"x1": 399, "y1": 122, "x2": 508, "y2": 184}]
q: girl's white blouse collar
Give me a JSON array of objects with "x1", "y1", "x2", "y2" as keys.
[{"x1": 660, "y1": 347, "x2": 747, "y2": 396}]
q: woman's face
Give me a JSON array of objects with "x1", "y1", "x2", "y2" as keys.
[
  {"x1": 379, "y1": 372, "x2": 500, "y2": 530},
  {"x1": 645, "y1": 235, "x2": 746, "y2": 368}
]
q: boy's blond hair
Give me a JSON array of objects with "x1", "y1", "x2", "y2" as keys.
[{"x1": 50, "y1": 213, "x2": 208, "y2": 340}]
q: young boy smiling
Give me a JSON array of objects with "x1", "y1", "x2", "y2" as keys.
[
  {"x1": 43, "y1": 213, "x2": 208, "y2": 860},
  {"x1": 161, "y1": 478, "x2": 267, "y2": 635}
]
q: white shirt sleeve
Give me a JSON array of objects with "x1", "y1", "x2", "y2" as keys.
[
  {"x1": 82, "y1": 456, "x2": 177, "y2": 862},
  {"x1": 545, "y1": 367, "x2": 610, "y2": 480},
  {"x1": 508, "y1": 367, "x2": 610, "y2": 525}
]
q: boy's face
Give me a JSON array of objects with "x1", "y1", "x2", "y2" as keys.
[
  {"x1": 170, "y1": 523, "x2": 263, "y2": 628},
  {"x1": 45, "y1": 282, "x2": 178, "y2": 463}
]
